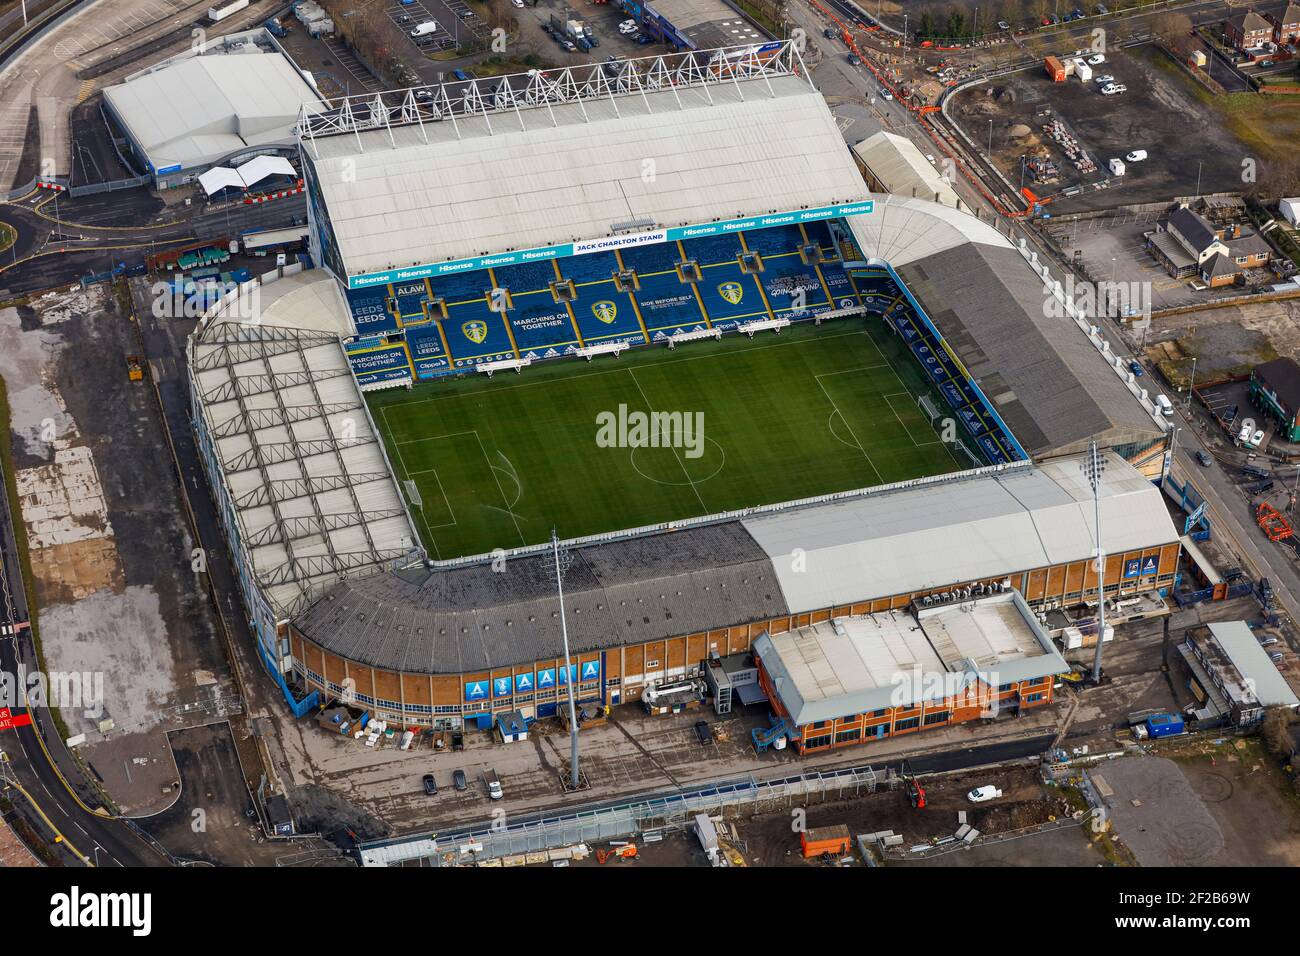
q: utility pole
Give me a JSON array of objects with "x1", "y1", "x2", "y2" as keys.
[
  {"x1": 1186, "y1": 355, "x2": 1197, "y2": 410},
  {"x1": 1084, "y1": 441, "x2": 1107, "y2": 685},
  {"x1": 551, "y1": 529, "x2": 580, "y2": 791}
]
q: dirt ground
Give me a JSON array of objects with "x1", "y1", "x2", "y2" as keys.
[
  {"x1": 952, "y1": 45, "x2": 1261, "y2": 213},
  {"x1": 1141, "y1": 299, "x2": 1300, "y2": 387},
  {"x1": 1102, "y1": 741, "x2": 1300, "y2": 867}
]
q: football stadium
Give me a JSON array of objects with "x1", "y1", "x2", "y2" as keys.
[{"x1": 189, "y1": 42, "x2": 1180, "y2": 747}]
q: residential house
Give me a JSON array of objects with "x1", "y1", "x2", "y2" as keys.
[
  {"x1": 1152, "y1": 204, "x2": 1271, "y2": 287},
  {"x1": 1268, "y1": 1, "x2": 1300, "y2": 43},
  {"x1": 1225, "y1": 10, "x2": 1275, "y2": 50}
]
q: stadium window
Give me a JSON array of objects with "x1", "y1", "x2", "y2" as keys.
[
  {"x1": 835, "y1": 728, "x2": 861, "y2": 744},
  {"x1": 677, "y1": 260, "x2": 702, "y2": 283},
  {"x1": 738, "y1": 251, "x2": 764, "y2": 274},
  {"x1": 384, "y1": 334, "x2": 403, "y2": 346},
  {"x1": 613, "y1": 269, "x2": 640, "y2": 292},
  {"x1": 428, "y1": 297, "x2": 448, "y2": 320},
  {"x1": 549, "y1": 279, "x2": 577, "y2": 303},
  {"x1": 894, "y1": 717, "x2": 920, "y2": 732},
  {"x1": 802, "y1": 734, "x2": 832, "y2": 750},
  {"x1": 923, "y1": 710, "x2": 949, "y2": 726}
]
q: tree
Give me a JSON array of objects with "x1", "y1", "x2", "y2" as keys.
[{"x1": 1261, "y1": 706, "x2": 1295, "y2": 762}]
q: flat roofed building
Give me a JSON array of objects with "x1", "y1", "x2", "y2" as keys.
[
  {"x1": 1180, "y1": 621, "x2": 1299, "y2": 727},
  {"x1": 638, "y1": 0, "x2": 766, "y2": 49},
  {"x1": 1250, "y1": 357, "x2": 1300, "y2": 441},
  {"x1": 752, "y1": 591, "x2": 1067, "y2": 753}
]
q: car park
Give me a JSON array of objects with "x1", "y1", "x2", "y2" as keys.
[
  {"x1": 452, "y1": 769, "x2": 467, "y2": 790},
  {"x1": 422, "y1": 773, "x2": 437, "y2": 795}
]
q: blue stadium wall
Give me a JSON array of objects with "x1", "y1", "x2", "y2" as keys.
[{"x1": 337, "y1": 217, "x2": 1024, "y2": 465}]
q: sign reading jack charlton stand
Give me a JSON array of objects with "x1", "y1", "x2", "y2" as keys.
[{"x1": 0, "y1": 708, "x2": 33, "y2": 732}]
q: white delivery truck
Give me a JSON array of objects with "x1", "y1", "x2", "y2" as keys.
[
  {"x1": 1155, "y1": 394, "x2": 1174, "y2": 417},
  {"x1": 411, "y1": 20, "x2": 439, "y2": 37},
  {"x1": 208, "y1": 0, "x2": 249, "y2": 23}
]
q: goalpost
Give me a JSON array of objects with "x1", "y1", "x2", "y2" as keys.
[{"x1": 403, "y1": 479, "x2": 423, "y2": 511}]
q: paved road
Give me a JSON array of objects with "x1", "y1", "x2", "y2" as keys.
[{"x1": 0, "y1": 448, "x2": 165, "y2": 867}]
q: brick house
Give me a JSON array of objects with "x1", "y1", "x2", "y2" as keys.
[
  {"x1": 1269, "y1": 1, "x2": 1300, "y2": 43},
  {"x1": 1154, "y1": 203, "x2": 1272, "y2": 287},
  {"x1": 1226, "y1": 10, "x2": 1275, "y2": 50}
]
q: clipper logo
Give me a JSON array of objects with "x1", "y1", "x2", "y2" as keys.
[
  {"x1": 592, "y1": 300, "x2": 618, "y2": 324},
  {"x1": 462, "y1": 319, "x2": 488, "y2": 344},
  {"x1": 718, "y1": 281, "x2": 744, "y2": 305},
  {"x1": 50, "y1": 887, "x2": 152, "y2": 937}
]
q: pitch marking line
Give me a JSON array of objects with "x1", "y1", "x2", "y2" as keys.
[
  {"x1": 381, "y1": 406, "x2": 441, "y2": 559},
  {"x1": 812, "y1": 372, "x2": 885, "y2": 487},
  {"x1": 404, "y1": 467, "x2": 458, "y2": 529},
  {"x1": 472, "y1": 430, "x2": 527, "y2": 546},
  {"x1": 625, "y1": 368, "x2": 710, "y2": 516},
  {"x1": 396, "y1": 428, "x2": 477, "y2": 446},
  {"x1": 883, "y1": 392, "x2": 942, "y2": 448}
]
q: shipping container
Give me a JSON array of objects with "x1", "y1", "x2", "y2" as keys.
[
  {"x1": 801, "y1": 824, "x2": 851, "y2": 858},
  {"x1": 208, "y1": 0, "x2": 250, "y2": 23},
  {"x1": 1146, "y1": 713, "x2": 1185, "y2": 738},
  {"x1": 1045, "y1": 56, "x2": 1066, "y2": 82}
]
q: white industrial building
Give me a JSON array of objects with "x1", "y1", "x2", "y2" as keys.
[
  {"x1": 852, "y1": 130, "x2": 961, "y2": 208},
  {"x1": 103, "y1": 36, "x2": 323, "y2": 189}
]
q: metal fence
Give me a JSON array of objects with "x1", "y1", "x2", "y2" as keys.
[{"x1": 359, "y1": 763, "x2": 892, "y2": 866}]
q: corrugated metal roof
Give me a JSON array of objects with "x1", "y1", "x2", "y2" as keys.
[
  {"x1": 643, "y1": 0, "x2": 765, "y2": 46},
  {"x1": 1206, "y1": 621, "x2": 1299, "y2": 709},
  {"x1": 752, "y1": 591, "x2": 1067, "y2": 724},
  {"x1": 744, "y1": 451, "x2": 1177, "y2": 615},
  {"x1": 852, "y1": 131, "x2": 960, "y2": 208},
  {"x1": 847, "y1": 193, "x2": 1011, "y2": 267},
  {"x1": 104, "y1": 51, "x2": 321, "y2": 170},
  {"x1": 305, "y1": 74, "x2": 867, "y2": 278}
]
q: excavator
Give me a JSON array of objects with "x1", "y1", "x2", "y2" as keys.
[{"x1": 902, "y1": 761, "x2": 926, "y2": 810}]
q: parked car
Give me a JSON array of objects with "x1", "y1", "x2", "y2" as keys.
[
  {"x1": 452, "y1": 69, "x2": 469, "y2": 81},
  {"x1": 879, "y1": 88, "x2": 893, "y2": 100},
  {"x1": 452, "y1": 769, "x2": 467, "y2": 791},
  {"x1": 1270, "y1": 651, "x2": 1285, "y2": 663},
  {"x1": 451, "y1": 731, "x2": 464, "y2": 751},
  {"x1": 997, "y1": 19, "x2": 1010, "y2": 29},
  {"x1": 422, "y1": 773, "x2": 437, "y2": 795},
  {"x1": 1258, "y1": 59, "x2": 1275, "y2": 68},
  {"x1": 823, "y1": 26, "x2": 837, "y2": 38},
  {"x1": 1125, "y1": 149, "x2": 1148, "y2": 162},
  {"x1": 1096, "y1": 3, "x2": 1109, "y2": 13},
  {"x1": 968, "y1": 785, "x2": 1003, "y2": 802},
  {"x1": 694, "y1": 720, "x2": 714, "y2": 745},
  {"x1": 1094, "y1": 74, "x2": 1114, "y2": 84},
  {"x1": 485, "y1": 769, "x2": 504, "y2": 800},
  {"x1": 1196, "y1": 450, "x2": 1213, "y2": 467},
  {"x1": 635, "y1": 33, "x2": 654, "y2": 43},
  {"x1": 562, "y1": 39, "x2": 577, "y2": 51},
  {"x1": 1126, "y1": 360, "x2": 1143, "y2": 377},
  {"x1": 1252, "y1": 429, "x2": 1266, "y2": 447},
  {"x1": 1258, "y1": 635, "x2": 1279, "y2": 647},
  {"x1": 847, "y1": 52, "x2": 861, "y2": 65},
  {"x1": 512, "y1": 0, "x2": 524, "y2": 6},
  {"x1": 1087, "y1": 53, "x2": 1105, "y2": 64},
  {"x1": 1100, "y1": 83, "x2": 1126, "y2": 95}
]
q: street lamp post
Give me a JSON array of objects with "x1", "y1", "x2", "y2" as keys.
[
  {"x1": 1186, "y1": 356, "x2": 1197, "y2": 410},
  {"x1": 1083, "y1": 441, "x2": 1108, "y2": 684},
  {"x1": 551, "y1": 529, "x2": 580, "y2": 791}
]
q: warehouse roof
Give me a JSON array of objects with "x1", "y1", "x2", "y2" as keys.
[
  {"x1": 293, "y1": 451, "x2": 1178, "y2": 672},
  {"x1": 104, "y1": 50, "x2": 321, "y2": 171},
  {"x1": 643, "y1": 0, "x2": 766, "y2": 48},
  {"x1": 852, "y1": 131, "x2": 960, "y2": 208},
  {"x1": 304, "y1": 71, "x2": 866, "y2": 279},
  {"x1": 751, "y1": 591, "x2": 1067, "y2": 725},
  {"x1": 188, "y1": 272, "x2": 421, "y2": 616}
]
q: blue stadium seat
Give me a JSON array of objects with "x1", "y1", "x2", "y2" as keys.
[
  {"x1": 561, "y1": 251, "x2": 620, "y2": 285},
  {"x1": 740, "y1": 224, "x2": 804, "y2": 257},
  {"x1": 619, "y1": 242, "x2": 680, "y2": 276},
  {"x1": 492, "y1": 260, "x2": 557, "y2": 295}
]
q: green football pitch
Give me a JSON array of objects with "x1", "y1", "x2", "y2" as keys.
[{"x1": 368, "y1": 321, "x2": 970, "y2": 560}]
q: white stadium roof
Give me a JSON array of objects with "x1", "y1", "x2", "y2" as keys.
[
  {"x1": 304, "y1": 71, "x2": 868, "y2": 279},
  {"x1": 105, "y1": 51, "x2": 322, "y2": 172},
  {"x1": 189, "y1": 272, "x2": 420, "y2": 615},
  {"x1": 743, "y1": 450, "x2": 1177, "y2": 615}
]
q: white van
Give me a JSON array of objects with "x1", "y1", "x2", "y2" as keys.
[
  {"x1": 1125, "y1": 149, "x2": 1148, "y2": 162},
  {"x1": 484, "y1": 769, "x2": 504, "y2": 800},
  {"x1": 1155, "y1": 394, "x2": 1173, "y2": 417},
  {"x1": 410, "y1": 20, "x2": 438, "y2": 37}
]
